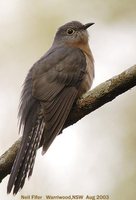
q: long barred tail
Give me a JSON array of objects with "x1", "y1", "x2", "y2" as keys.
[{"x1": 7, "y1": 113, "x2": 45, "y2": 194}]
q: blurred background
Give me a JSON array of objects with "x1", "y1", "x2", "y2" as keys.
[{"x1": 0, "y1": 0, "x2": 136, "y2": 199}]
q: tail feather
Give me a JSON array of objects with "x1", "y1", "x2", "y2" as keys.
[
  {"x1": 7, "y1": 113, "x2": 45, "y2": 194},
  {"x1": 28, "y1": 117, "x2": 45, "y2": 178}
]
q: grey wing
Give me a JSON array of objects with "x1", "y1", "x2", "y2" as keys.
[{"x1": 32, "y1": 46, "x2": 86, "y2": 154}]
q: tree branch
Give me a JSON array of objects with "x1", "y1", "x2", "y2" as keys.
[{"x1": 0, "y1": 64, "x2": 136, "y2": 183}]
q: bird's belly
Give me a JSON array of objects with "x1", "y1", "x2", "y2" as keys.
[{"x1": 78, "y1": 54, "x2": 94, "y2": 97}]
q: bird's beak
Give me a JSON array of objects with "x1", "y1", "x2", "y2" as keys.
[{"x1": 84, "y1": 23, "x2": 95, "y2": 29}]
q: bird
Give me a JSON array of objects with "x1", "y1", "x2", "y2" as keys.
[{"x1": 7, "y1": 21, "x2": 94, "y2": 194}]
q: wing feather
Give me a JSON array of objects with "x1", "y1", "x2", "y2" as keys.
[
  {"x1": 42, "y1": 87, "x2": 77, "y2": 154},
  {"x1": 32, "y1": 46, "x2": 87, "y2": 154}
]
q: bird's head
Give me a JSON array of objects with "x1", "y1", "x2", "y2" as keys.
[{"x1": 53, "y1": 21, "x2": 94, "y2": 46}]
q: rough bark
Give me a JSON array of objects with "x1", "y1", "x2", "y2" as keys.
[{"x1": 0, "y1": 64, "x2": 136, "y2": 183}]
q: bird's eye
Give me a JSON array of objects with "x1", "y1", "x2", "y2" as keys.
[{"x1": 67, "y1": 28, "x2": 75, "y2": 35}]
